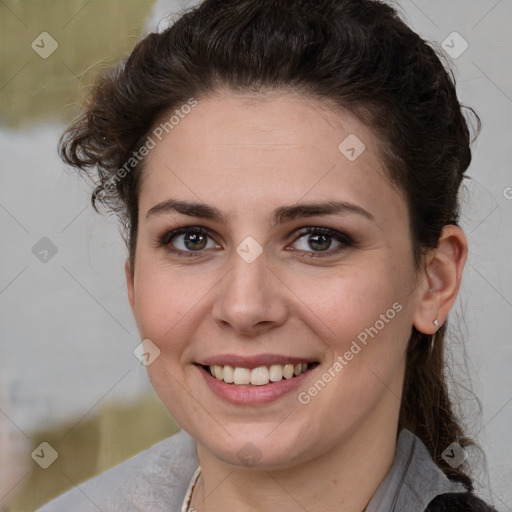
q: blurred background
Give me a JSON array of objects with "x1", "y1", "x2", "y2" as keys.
[{"x1": 0, "y1": 0, "x2": 511, "y2": 510}]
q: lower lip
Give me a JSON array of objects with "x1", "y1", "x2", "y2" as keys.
[{"x1": 197, "y1": 365, "x2": 315, "y2": 405}]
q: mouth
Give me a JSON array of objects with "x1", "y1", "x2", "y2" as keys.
[
  {"x1": 195, "y1": 355, "x2": 320, "y2": 404},
  {"x1": 199, "y1": 362, "x2": 318, "y2": 386}
]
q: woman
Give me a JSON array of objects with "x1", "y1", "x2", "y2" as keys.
[{"x1": 37, "y1": 0, "x2": 498, "y2": 510}]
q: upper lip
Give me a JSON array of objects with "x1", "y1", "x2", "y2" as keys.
[{"x1": 198, "y1": 354, "x2": 317, "y2": 368}]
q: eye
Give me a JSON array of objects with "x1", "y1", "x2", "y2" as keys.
[
  {"x1": 159, "y1": 227, "x2": 221, "y2": 256},
  {"x1": 290, "y1": 227, "x2": 354, "y2": 256}
]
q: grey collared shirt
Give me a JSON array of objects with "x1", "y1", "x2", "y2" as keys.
[{"x1": 36, "y1": 429, "x2": 466, "y2": 511}]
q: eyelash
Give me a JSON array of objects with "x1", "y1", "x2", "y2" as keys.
[
  {"x1": 157, "y1": 226, "x2": 355, "y2": 258},
  {"x1": 158, "y1": 226, "x2": 217, "y2": 258},
  {"x1": 292, "y1": 226, "x2": 355, "y2": 257}
]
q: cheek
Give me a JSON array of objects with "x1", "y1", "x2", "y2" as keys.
[
  {"x1": 294, "y1": 260, "x2": 413, "y2": 402},
  {"x1": 132, "y1": 264, "x2": 209, "y2": 426},
  {"x1": 132, "y1": 263, "x2": 201, "y2": 351},
  {"x1": 134, "y1": 249, "x2": 209, "y2": 312},
  {"x1": 292, "y1": 264, "x2": 404, "y2": 343},
  {"x1": 293, "y1": 267, "x2": 411, "y2": 430}
]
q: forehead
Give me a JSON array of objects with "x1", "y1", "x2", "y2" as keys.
[{"x1": 139, "y1": 91, "x2": 405, "y2": 225}]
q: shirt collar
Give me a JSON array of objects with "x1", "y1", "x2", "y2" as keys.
[
  {"x1": 179, "y1": 428, "x2": 466, "y2": 512},
  {"x1": 365, "y1": 429, "x2": 466, "y2": 512}
]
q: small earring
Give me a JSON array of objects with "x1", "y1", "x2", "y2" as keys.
[{"x1": 433, "y1": 319, "x2": 439, "y2": 327}]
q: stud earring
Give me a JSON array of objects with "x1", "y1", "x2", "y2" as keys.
[{"x1": 433, "y1": 319, "x2": 439, "y2": 327}]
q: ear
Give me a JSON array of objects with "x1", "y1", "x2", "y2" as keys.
[
  {"x1": 125, "y1": 258, "x2": 136, "y2": 315},
  {"x1": 413, "y1": 225, "x2": 468, "y2": 335}
]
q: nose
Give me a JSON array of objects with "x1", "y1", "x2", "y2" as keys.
[{"x1": 212, "y1": 251, "x2": 288, "y2": 337}]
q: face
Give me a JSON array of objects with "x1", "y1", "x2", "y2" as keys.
[{"x1": 126, "y1": 91, "x2": 424, "y2": 469}]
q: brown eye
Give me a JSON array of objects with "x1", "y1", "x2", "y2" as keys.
[
  {"x1": 180, "y1": 232, "x2": 208, "y2": 251},
  {"x1": 306, "y1": 233, "x2": 333, "y2": 251},
  {"x1": 290, "y1": 227, "x2": 354, "y2": 256},
  {"x1": 160, "y1": 227, "x2": 221, "y2": 255}
]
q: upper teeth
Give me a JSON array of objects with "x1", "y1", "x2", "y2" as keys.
[{"x1": 208, "y1": 363, "x2": 309, "y2": 385}]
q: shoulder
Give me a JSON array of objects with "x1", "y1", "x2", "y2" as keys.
[
  {"x1": 36, "y1": 429, "x2": 199, "y2": 512},
  {"x1": 426, "y1": 492, "x2": 499, "y2": 512}
]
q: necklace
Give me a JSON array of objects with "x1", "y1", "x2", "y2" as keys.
[
  {"x1": 182, "y1": 466, "x2": 201, "y2": 512},
  {"x1": 183, "y1": 467, "x2": 367, "y2": 512}
]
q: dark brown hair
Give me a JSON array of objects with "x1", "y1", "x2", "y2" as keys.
[{"x1": 60, "y1": 0, "x2": 481, "y2": 490}]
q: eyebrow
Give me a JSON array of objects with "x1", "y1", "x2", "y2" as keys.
[{"x1": 145, "y1": 199, "x2": 374, "y2": 225}]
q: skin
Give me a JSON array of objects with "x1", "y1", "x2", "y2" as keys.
[{"x1": 125, "y1": 90, "x2": 467, "y2": 512}]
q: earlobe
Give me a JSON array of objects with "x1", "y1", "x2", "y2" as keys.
[
  {"x1": 125, "y1": 259, "x2": 136, "y2": 315},
  {"x1": 413, "y1": 225, "x2": 468, "y2": 335}
]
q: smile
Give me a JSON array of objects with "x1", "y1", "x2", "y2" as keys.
[
  {"x1": 196, "y1": 359, "x2": 319, "y2": 405},
  {"x1": 204, "y1": 363, "x2": 315, "y2": 385}
]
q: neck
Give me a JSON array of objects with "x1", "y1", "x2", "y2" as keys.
[{"x1": 191, "y1": 417, "x2": 398, "y2": 512}]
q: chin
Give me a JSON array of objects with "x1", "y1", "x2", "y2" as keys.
[{"x1": 192, "y1": 422, "x2": 316, "y2": 470}]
